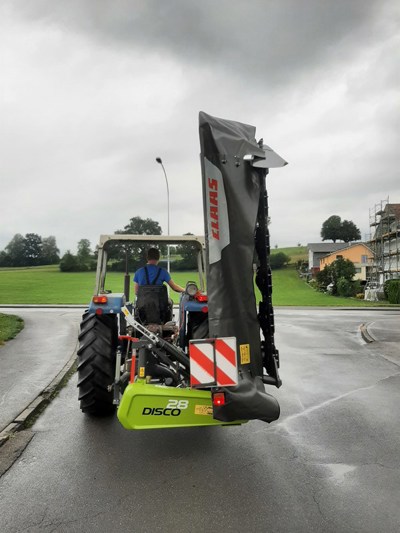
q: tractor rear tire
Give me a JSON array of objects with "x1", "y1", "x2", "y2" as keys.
[{"x1": 77, "y1": 312, "x2": 118, "y2": 416}]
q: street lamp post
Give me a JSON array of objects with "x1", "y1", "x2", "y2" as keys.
[{"x1": 155, "y1": 157, "x2": 170, "y2": 273}]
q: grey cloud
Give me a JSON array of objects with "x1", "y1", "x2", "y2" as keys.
[
  {"x1": 1, "y1": 1, "x2": 399, "y2": 253},
  {"x1": 14, "y1": 0, "x2": 384, "y2": 86}
]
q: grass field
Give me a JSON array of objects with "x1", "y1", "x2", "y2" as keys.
[
  {"x1": 0, "y1": 313, "x2": 24, "y2": 344},
  {"x1": 0, "y1": 266, "x2": 203, "y2": 305},
  {"x1": 271, "y1": 246, "x2": 308, "y2": 263},
  {"x1": 0, "y1": 262, "x2": 395, "y2": 307},
  {"x1": 267, "y1": 268, "x2": 385, "y2": 307}
]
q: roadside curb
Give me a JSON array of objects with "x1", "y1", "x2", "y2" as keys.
[
  {"x1": 360, "y1": 323, "x2": 375, "y2": 344},
  {"x1": 0, "y1": 305, "x2": 87, "y2": 309},
  {"x1": 0, "y1": 341, "x2": 78, "y2": 448}
]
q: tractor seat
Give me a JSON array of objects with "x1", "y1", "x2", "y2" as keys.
[{"x1": 135, "y1": 285, "x2": 172, "y2": 325}]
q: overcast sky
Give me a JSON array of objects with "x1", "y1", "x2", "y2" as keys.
[{"x1": 1, "y1": 0, "x2": 399, "y2": 255}]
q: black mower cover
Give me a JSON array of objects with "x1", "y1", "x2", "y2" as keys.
[{"x1": 199, "y1": 111, "x2": 287, "y2": 423}]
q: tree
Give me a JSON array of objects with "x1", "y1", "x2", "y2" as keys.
[
  {"x1": 331, "y1": 257, "x2": 356, "y2": 282},
  {"x1": 0, "y1": 250, "x2": 11, "y2": 267},
  {"x1": 108, "y1": 216, "x2": 163, "y2": 271},
  {"x1": 340, "y1": 220, "x2": 361, "y2": 243},
  {"x1": 321, "y1": 215, "x2": 342, "y2": 242},
  {"x1": 175, "y1": 233, "x2": 198, "y2": 270},
  {"x1": 76, "y1": 239, "x2": 92, "y2": 271},
  {"x1": 117, "y1": 216, "x2": 162, "y2": 236},
  {"x1": 3, "y1": 233, "x2": 58, "y2": 266},
  {"x1": 321, "y1": 215, "x2": 361, "y2": 243},
  {"x1": 4, "y1": 234, "x2": 26, "y2": 267},
  {"x1": 23, "y1": 233, "x2": 43, "y2": 266},
  {"x1": 317, "y1": 257, "x2": 356, "y2": 295},
  {"x1": 41, "y1": 236, "x2": 60, "y2": 264}
]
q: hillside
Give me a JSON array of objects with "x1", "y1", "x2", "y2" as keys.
[{"x1": 271, "y1": 246, "x2": 308, "y2": 264}]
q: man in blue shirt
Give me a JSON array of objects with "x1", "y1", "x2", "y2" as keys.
[{"x1": 133, "y1": 247, "x2": 185, "y2": 295}]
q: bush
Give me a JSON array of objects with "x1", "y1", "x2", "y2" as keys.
[
  {"x1": 270, "y1": 252, "x2": 290, "y2": 270},
  {"x1": 59, "y1": 251, "x2": 79, "y2": 272},
  {"x1": 316, "y1": 267, "x2": 332, "y2": 291},
  {"x1": 336, "y1": 277, "x2": 362, "y2": 298},
  {"x1": 384, "y1": 279, "x2": 391, "y2": 299},
  {"x1": 352, "y1": 280, "x2": 362, "y2": 295},
  {"x1": 317, "y1": 258, "x2": 356, "y2": 295},
  {"x1": 337, "y1": 277, "x2": 353, "y2": 297},
  {"x1": 386, "y1": 280, "x2": 400, "y2": 304},
  {"x1": 173, "y1": 258, "x2": 199, "y2": 271}
]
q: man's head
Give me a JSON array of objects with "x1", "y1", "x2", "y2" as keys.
[{"x1": 146, "y1": 247, "x2": 160, "y2": 262}]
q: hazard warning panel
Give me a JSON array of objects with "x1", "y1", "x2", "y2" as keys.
[{"x1": 189, "y1": 337, "x2": 238, "y2": 388}]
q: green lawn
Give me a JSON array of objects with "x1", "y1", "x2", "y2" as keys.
[
  {"x1": 0, "y1": 263, "x2": 395, "y2": 307},
  {"x1": 272, "y1": 246, "x2": 308, "y2": 263},
  {"x1": 269, "y1": 268, "x2": 386, "y2": 307},
  {"x1": 0, "y1": 313, "x2": 24, "y2": 345},
  {"x1": 0, "y1": 267, "x2": 203, "y2": 305}
]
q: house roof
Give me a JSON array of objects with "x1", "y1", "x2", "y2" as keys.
[
  {"x1": 382, "y1": 203, "x2": 400, "y2": 220},
  {"x1": 371, "y1": 203, "x2": 400, "y2": 239},
  {"x1": 337, "y1": 242, "x2": 373, "y2": 253},
  {"x1": 321, "y1": 242, "x2": 373, "y2": 260},
  {"x1": 307, "y1": 243, "x2": 351, "y2": 253}
]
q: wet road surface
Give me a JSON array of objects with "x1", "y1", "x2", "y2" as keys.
[
  {"x1": 0, "y1": 308, "x2": 81, "y2": 431},
  {"x1": 0, "y1": 309, "x2": 400, "y2": 532}
]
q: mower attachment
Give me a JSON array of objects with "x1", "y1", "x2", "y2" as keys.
[{"x1": 117, "y1": 381, "x2": 245, "y2": 430}]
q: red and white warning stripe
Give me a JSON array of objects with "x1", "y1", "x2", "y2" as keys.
[{"x1": 189, "y1": 337, "x2": 238, "y2": 387}]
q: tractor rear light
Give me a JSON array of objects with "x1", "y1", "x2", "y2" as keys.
[
  {"x1": 95, "y1": 308, "x2": 103, "y2": 315},
  {"x1": 212, "y1": 392, "x2": 226, "y2": 406},
  {"x1": 201, "y1": 306, "x2": 208, "y2": 313},
  {"x1": 195, "y1": 292, "x2": 208, "y2": 302},
  {"x1": 93, "y1": 295, "x2": 108, "y2": 304}
]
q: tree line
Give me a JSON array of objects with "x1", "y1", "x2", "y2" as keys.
[
  {"x1": 0, "y1": 214, "x2": 363, "y2": 271},
  {"x1": 104, "y1": 217, "x2": 199, "y2": 272},
  {"x1": 0, "y1": 217, "x2": 199, "y2": 271},
  {"x1": 0, "y1": 234, "x2": 60, "y2": 267}
]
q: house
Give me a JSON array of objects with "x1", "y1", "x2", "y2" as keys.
[
  {"x1": 307, "y1": 243, "x2": 350, "y2": 276},
  {"x1": 369, "y1": 202, "x2": 400, "y2": 284},
  {"x1": 319, "y1": 243, "x2": 374, "y2": 281}
]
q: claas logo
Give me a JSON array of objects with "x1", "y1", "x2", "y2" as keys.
[{"x1": 208, "y1": 177, "x2": 219, "y2": 240}]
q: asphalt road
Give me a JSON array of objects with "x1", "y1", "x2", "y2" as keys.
[
  {"x1": 1, "y1": 309, "x2": 400, "y2": 533},
  {"x1": 0, "y1": 308, "x2": 81, "y2": 431}
]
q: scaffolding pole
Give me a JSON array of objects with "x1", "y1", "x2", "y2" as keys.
[{"x1": 368, "y1": 197, "x2": 400, "y2": 286}]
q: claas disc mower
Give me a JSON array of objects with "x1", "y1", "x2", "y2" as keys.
[{"x1": 77, "y1": 112, "x2": 287, "y2": 430}]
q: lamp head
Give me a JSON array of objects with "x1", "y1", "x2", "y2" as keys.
[{"x1": 156, "y1": 157, "x2": 162, "y2": 164}]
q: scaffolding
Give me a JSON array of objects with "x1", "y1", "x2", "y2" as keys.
[{"x1": 368, "y1": 197, "x2": 400, "y2": 286}]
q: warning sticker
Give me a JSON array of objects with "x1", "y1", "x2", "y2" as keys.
[
  {"x1": 195, "y1": 405, "x2": 213, "y2": 416},
  {"x1": 240, "y1": 344, "x2": 251, "y2": 364},
  {"x1": 139, "y1": 367, "x2": 145, "y2": 378}
]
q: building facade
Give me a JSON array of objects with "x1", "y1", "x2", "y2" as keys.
[
  {"x1": 319, "y1": 243, "x2": 374, "y2": 281},
  {"x1": 307, "y1": 243, "x2": 352, "y2": 277},
  {"x1": 369, "y1": 201, "x2": 400, "y2": 285}
]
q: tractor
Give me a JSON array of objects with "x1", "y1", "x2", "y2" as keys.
[{"x1": 77, "y1": 111, "x2": 287, "y2": 430}]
